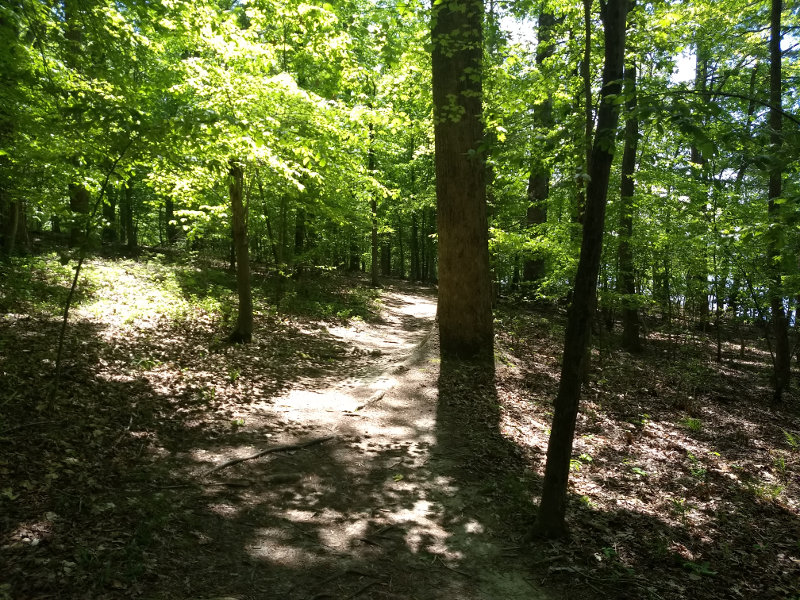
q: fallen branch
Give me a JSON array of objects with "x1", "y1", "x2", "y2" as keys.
[
  {"x1": 353, "y1": 389, "x2": 385, "y2": 411},
  {"x1": 202, "y1": 435, "x2": 335, "y2": 476}
]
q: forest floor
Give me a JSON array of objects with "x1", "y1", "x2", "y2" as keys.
[{"x1": 1, "y1": 252, "x2": 799, "y2": 600}]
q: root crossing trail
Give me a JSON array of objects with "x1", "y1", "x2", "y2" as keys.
[{"x1": 179, "y1": 281, "x2": 549, "y2": 600}]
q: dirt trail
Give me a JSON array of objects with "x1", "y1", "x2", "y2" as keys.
[{"x1": 187, "y1": 282, "x2": 549, "y2": 600}]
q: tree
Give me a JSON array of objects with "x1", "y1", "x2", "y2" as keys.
[
  {"x1": 228, "y1": 160, "x2": 253, "y2": 343},
  {"x1": 431, "y1": 0, "x2": 494, "y2": 360},
  {"x1": 618, "y1": 48, "x2": 641, "y2": 351},
  {"x1": 767, "y1": 0, "x2": 790, "y2": 402},
  {"x1": 535, "y1": 0, "x2": 629, "y2": 539},
  {"x1": 523, "y1": 7, "x2": 557, "y2": 286}
]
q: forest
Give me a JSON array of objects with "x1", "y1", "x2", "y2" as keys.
[{"x1": 1, "y1": 0, "x2": 799, "y2": 598}]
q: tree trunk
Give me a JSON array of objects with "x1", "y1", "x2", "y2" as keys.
[
  {"x1": 2, "y1": 197, "x2": 20, "y2": 255},
  {"x1": 368, "y1": 123, "x2": 380, "y2": 287},
  {"x1": 102, "y1": 187, "x2": 117, "y2": 243},
  {"x1": 348, "y1": 235, "x2": 360, "y2": 272},
  {"x1": 432, "y1": 0, "x2": 493, "y2": 360},
  {"x1": 410, "y1": 213, "x2": 420, "y2": 281},
  {"x1": 689, "y1": 48, "x2": 709, "y2": 331},
  {"x1": 165, "y1": 196, "x2": 177, "y2": 245},
  {"x1": 228, "y1": 161, "x2": 253, "y2": 344},
  {"x1": 121, "y1": 179, "x2": 137, "y2": 251},
  {"x1": 535, "y1": 0, "x2": 628, "y2": 539},
  {"x1": 618, "y1": 59, "x2": 641, "y2": 352},
  {"x1": 768, "y1": 0, "x2": 789, "y2": 401},
  {"x1": 574, "y1": 0, "x2": 594, "y2": 224},
  {"x1": 523, "y1": 10, "x2": 556, "y2": 285},
  {"x1": 397, "y1": 219, "x2": 405, "y2": 279},
  {"x1": 295, "y1": 206, "x2": 306, "y2": 276},
  {"x1": 68, "y1": 183, "x2": 90, "y2": 248}
]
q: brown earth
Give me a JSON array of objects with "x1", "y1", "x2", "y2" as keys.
[
  {"x1": 2, "y1": 265, "x2": 799, "y2": 600},
  {"x1": 0, "y1": 275, "x2": 549, "y2": 600}
]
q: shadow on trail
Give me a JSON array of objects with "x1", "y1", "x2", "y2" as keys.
[{"x1": 0, "y1": 297, "x2": 542, "y2": 599}]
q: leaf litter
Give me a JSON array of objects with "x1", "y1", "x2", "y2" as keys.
[{"x1": 0, "y1": 254, "x2": 798, "y2": 599}]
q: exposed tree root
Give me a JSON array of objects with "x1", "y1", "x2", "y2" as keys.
[{"x1": 202, "y1": 435, "x2": 335, "y2": 476}]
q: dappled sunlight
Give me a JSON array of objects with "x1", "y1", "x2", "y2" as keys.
[{"x1": 494, "y1": 304, "x2": 800, "y2": 598}]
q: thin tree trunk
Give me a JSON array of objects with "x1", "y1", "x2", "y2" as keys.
[
  {"x1": 432, "y1": 0, "x2": 493, "y2": 359},
  {"x1": 535, "y1": 0, "x2": 628, "y2": 539},
  {"x1": 768, "y1": 0, "x2": 789, "y2": 401},
  {"x1": 574, "y1": 0, "x2": 594, "y2": 223},
  {"x1": 369, "y1": 123, "x2": 379, "y2": 287},
  {"x1": 618, "y1": 59, "x2": 641, "y2": 351},
  {"x1": 68, "y1": 184, "x2": 90, "y2": 248},
  {"x1": 523, "y1": 9, "x2": 556, "y2": 284},
  {"x1": 228, "y1": 161, "x2": 253, "y2": 344},
  {"x1": 103, "y1": 190, "x2": 117, "y2": 243},
  {"x1": 410, "y1": 213, "x2": 420, "y2": 280},
  {"x1": 397, "y1": 219, "x2": 405, "y2": 279},
  {"x1": 121, "y1": 180, "x2": 137, "y2": 251},
  {"x1": 295, "y1": 206, "x2": 306, "y2": 276},
  {"x1": 165, "y1": 196, "x2": 176, "y2": 245},
  {"x1": 689, "y1": 48, "x2": 709, "y2": 331}
]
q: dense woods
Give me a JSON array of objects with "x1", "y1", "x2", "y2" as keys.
[
  {"x1": 2, "y1": 0, "x2": 799, "y2": 353},
  {"x1": 1, "y1": 0, "x2": 800, "y2": 598}
]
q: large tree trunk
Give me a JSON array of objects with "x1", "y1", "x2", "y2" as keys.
[
  {"x1": 523, "y1": 10, "x2": 556, "y2": 285},
  {"x1": 228, "y1": 161, "x2": 253, "y2": 344},
  {"x1": 618, "y1": 59, "x2": 641, "y2": 352},
  {"x1": 535, "y1": 0, "x2": 628, "y2": 539},
  {"x1": 768, "y1": 0, "x2": 789, "y2": 401},
  {"x1": 432, "y1": 0, "x2": 493, "y2": 360}
]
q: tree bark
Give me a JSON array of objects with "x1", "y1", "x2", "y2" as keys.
[
  {"x1": 574, "y1": 0, "x2": 594, "y2": 224},
  {"x1": 294, "y1": 206, "x2": 306, "y2": 276},
  {"x1": 535, "y1": 0, "x2": 628, "y2": 539},
  {"x1": 228, "y1": 160, "x2": 253, "y2": 344},
  {"x1": 381, "y1": 237, "x2": 391, "y2": 276},
  {"x1": 102, "y1": 188, "x2": 117, "y2": 243},
  {"x1": 369, "y1": 123, "x2": 379, "y2": 287},
  {"x1": 165, "y1": 196, "x2": 177, "y2": 245},
  {"x1": 2, "y1": 197, "x2": 20, "y2": 255},
  {"x1": 397, "y1": 219, "x2": 405, "y2": 279},
  {"x1": 768, "y1": 0, "x2": 789, "y2": 401},
  {"x1": 68, "y1": 183, "x2": 90, "y2": 248},
  {"x1": 689, "y1": 47, "x2": 709, "y2": 330},
  {"x1": 523, "y1": 9, "x2": 556, "y2": 285},
  {"x1": 432, "y1": 0, "x2": 493, "y2": 360},
  {"x1": 618, "y1": 58, "x2": 641, "y2": 352},
  {"x1": 410, "y1": 213, "x2": 420, "y2": 281}
]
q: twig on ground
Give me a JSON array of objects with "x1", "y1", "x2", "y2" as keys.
[
  {"x1": 432, "y1": 555, "x2": 472, "y2": 578},
  {"x1": 354, "y1": 389, "x2": 386, "y2": 411},
  {"x1": 202, "y1": 435, "x2": 335, "y2": 476}
]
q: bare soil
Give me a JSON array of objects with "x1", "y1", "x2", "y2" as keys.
[
  {"x1": 0, "y1": 273, "x2": 548, "y2": 600},
  {"x1": 2, "y1": 261, "x2": 799, "y2": 600}
]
